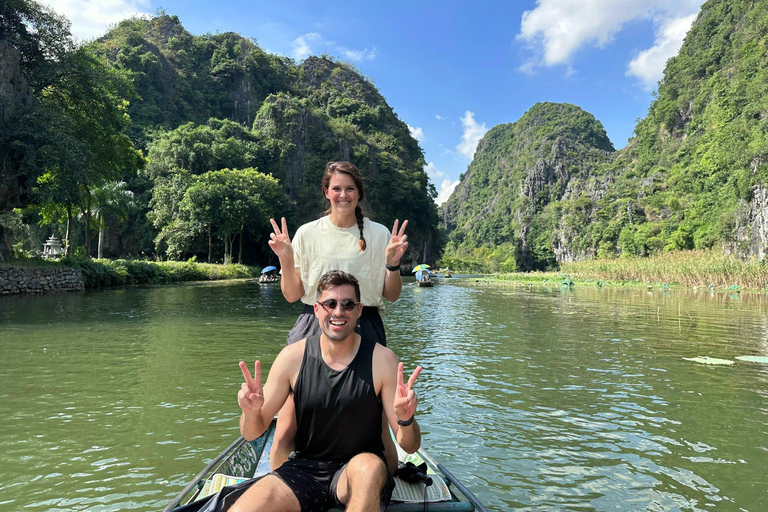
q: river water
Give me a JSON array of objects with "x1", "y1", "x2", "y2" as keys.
[{"x1": 1, "y1": 278, "x2": 767, "y2": 511}]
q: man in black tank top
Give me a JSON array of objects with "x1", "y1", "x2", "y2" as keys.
[{"x1": 232, "y1": 270, "x2": 422, "y2": 512}]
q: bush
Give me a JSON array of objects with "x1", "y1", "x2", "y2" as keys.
[{"x1": 59, "y1": 256, "x2": 257, "y2": 288}]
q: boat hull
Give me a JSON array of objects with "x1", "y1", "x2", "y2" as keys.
[{"x1": 164, "y1": 418, "x2": 484, "y2": 512}]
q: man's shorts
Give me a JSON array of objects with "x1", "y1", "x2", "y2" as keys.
[{"x1": 272, "y1": 457, "x2": 394, "y2": 512}]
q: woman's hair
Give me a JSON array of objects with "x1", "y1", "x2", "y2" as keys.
[{"x1": 322, "y1": 161, "x2": 367, "y2": 252}]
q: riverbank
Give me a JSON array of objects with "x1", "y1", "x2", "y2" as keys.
[
  {"x1": 470, "y1": 250, "x2": 768, "y2": 292},
  {"x1": 0, "y1": 257, "x2": 259, "y2": 294}
]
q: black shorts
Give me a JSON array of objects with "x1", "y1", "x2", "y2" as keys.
[
  {"x1": 272, "y1": 458, "x2": 394, "y2": 512},
  {"x1": 286, "y1": 304, "x2": 387, "y2": 346}
]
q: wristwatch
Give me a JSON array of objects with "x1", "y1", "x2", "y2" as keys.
[{"x1": 397, "y1": 415, "x2": 414, "y2": 427}]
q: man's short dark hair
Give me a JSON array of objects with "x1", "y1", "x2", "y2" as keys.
[{"x1": 316, "y1": 270, "x2": 361, "y2": 301}]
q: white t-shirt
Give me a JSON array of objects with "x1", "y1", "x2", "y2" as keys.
[{"x1": 292, "y1": 216, "x2": 390, "y2": 310}]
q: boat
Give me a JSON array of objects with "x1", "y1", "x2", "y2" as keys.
[
  {"x1": 164, "y1": 417, "x2": 486, "y2": 512},
  {"x1": 415, "y1": 268, "x2": 435, "y2": 287}
]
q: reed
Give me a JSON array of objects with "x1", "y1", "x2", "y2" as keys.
[{"x1": 558, "y1": 249, "x2": 768, "y2": 290}]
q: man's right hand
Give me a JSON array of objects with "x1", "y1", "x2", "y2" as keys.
[
  {"x1": 238, "y1": 360, "x2": 264, "y2": 414},
  {"x1": 268, "y1": 217, "x2": 293, "y2": 261}
]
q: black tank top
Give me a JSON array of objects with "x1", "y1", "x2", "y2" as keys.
[{"x1": 293, "y1": 334, "x2": 384, "y2": 461}]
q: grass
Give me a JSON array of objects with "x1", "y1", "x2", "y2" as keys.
[
  {"x1": 1, "y1": 257, "x2": 260, "y2": 289},
  {"x1": 473, "y1": 249, "x2": 768, "y2": 291}
]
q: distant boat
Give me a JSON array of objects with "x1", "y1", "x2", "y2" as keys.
[
  {"x1": 415, "y1": 268, "x2": 434, "y2": 287},
  {"x1": 163, "y1": 417, "x2": 487, "y2": 512}
]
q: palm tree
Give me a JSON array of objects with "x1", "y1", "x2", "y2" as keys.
[{"x1": 90, "y1": 181, "x2": 136, "y2": 258}]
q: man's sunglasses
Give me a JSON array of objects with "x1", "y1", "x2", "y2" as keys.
[{"x1": 317, "y1": 298, "x2": 359, "y2": 313}]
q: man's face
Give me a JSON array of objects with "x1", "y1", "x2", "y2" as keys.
[{"x1": 314, "y1": 284, "x2": 361, "y2": 342}]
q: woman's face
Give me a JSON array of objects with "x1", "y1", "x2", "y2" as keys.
[{"x1": 324, "y1": 172, "x2": 359, "y2": 215}]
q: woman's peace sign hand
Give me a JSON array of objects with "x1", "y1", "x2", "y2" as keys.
[
  {"x1": 238, "y1": 360, "x2": 264, "y2": 414},
  {"x1": 385, "y1": 219, "x2": 409, "y2": 266},
  {"x1": 394, "y1": 362, "x2": 422, "y2": 422},
  {"x1": 268, "y1": 217, "x2": 293, "y2": 261}
]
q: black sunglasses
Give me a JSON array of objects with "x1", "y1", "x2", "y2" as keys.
[{"x1": 317, "y1": 298, "x2": 359, "y2": 313}]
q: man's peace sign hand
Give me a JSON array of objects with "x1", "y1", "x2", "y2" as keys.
[
  {"x1": 268, "y1": 217, "x2": 293, "y2": 261},
  {"x1": 385, "y1": 219, "x2": 409, "y2": 266},
  {"x1": 394, "y1": 362, "x2": 422, "y2": 422},
  {"x1": 238, "y1": 360, "x2": 264, "y2": 415}
]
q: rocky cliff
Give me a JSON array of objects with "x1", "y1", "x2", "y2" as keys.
[
  {"x1": 442, "y1": 0, "x2": 768, "y2": 266},
  {"x1": 441, "y1": 102, "x2": 614, "y2": 270},
  {"x1": 0, "y1": 41, "x2": 36, "y2": 214},
  {"x1": 0, "y1": 41, "x2": 38, "y2": 260},
  {"x1": 96, "y1": 16, "x2": 439, "y2": 263}
]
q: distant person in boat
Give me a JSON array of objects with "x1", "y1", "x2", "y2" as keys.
[
  {"x1": 267, "y1": 161, "x2": 409, "y2": 472},
  {"x1": 233, "y1": 270, "x2": 422, "y2": 512}
]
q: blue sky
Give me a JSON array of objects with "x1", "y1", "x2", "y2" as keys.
[{"x1": 43, "y1": 0, "x2": 705, "y2": 204}]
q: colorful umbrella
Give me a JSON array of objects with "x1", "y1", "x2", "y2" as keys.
[
  {"x1": 261, "y1": 265, "x2": 277, "y2": 274},
  {"x1": 412, "y1": 264, "x2": 430, "y2": 273}
]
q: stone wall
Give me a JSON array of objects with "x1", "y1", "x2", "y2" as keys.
[{"x1": 0, "y1": 266, "x2": 85, "y2": 295}]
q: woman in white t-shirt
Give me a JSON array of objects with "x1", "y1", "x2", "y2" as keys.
[{"x1": 267, "y1": 161, "x2": 409, "y2": 470}]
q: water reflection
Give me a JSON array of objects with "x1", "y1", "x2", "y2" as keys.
[{"x1": 1, "y1": 279, "x2": 768, "y2": 511}]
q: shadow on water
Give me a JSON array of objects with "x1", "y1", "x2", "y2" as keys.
[{"x1": 2, "y1": 278, "x2": 768, "y2": 511}]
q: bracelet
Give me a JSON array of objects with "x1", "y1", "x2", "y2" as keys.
[
  {"x1": 385, "y1": 263, "x2": 400, "y2": 271},
  {"x1": 397, "y1": 415, "x2": 415, "y2": 427}
]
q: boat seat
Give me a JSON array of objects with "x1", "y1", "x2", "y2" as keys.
[
  {"x1": 198, "y1": 470, "x2": 452, "y2": 509},
  {"x1": 391, "y1": 472, "x2": 451, "y2": 502}
]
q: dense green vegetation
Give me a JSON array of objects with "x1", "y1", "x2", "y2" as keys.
[
  {"x1": 6, "y1": 0, "x2": 767, "y2": 280},
  {"x1": 440, "y1": 102, "x2": 615, "y2": 271},
  {"x1": 441, "y1": 0, "x2": 768, "y2": 272},
  {"x1": 61, "y1": 257, "x2": 256, "y2": 288},
  {"x1": 1, "y1": 4, "x2": 439, "y2": 267}
]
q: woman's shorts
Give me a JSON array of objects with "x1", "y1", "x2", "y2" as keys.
[{"x1": 286, "y1": 304, "x2": 387, "y2": 346}]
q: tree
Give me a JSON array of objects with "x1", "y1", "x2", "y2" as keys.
[
  {"x1": 181, "y1": 168, "x2": 283, "y2": 263},
  {"x1": 1, "y1": 0, "x2": 75, "y2": 218},
  {"x1": 143, "y1": 119, "x2": 265, "y2": 179},
  {"x1": 91, "y1": 181, "x2": 137, "y2": 258},
  {"x1": 34, "y1": 47, "x2": 144, "y2": 255}
]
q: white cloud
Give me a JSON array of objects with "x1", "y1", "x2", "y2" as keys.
[
  {"x1": 39, "y1": 0, "x2": 151, "y2": 41},
  {"x1": 292, "y1": 33, "x2": 377, "y2": 62},
  {"x1": 626, "y1": 13, "x2": 697, "y2": 91},
  {"x1": 424, "y1": 162, "x2": 457, "y2": 205},
  {"x1": 408, "y1": 124, "x2": 425, "y2": 142},
  {"x1": 456, "y1": 111, "x2": 488, "y2": 160},
  {"x1": 342, "y1": 47, "x2": 378, "y2": 62},
  {"x1": 424, "y1": 162, "x2": 443, "y2": 180},
  {"x1": 436, "y1": 179, "x2": 459, "y2": 205},
  {"x1": 292, "y1": 32, "x2": 325, "y2": 60},
  {"x1": 517, "y1": 0, "x2": 703, "y2": 73},
  {"x1": 435, "y1": 114, "x2": 444, "y2": 121}
]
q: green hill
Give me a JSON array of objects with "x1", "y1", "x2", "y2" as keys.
[
  {"x1": 441, "y1": 0, "x2": 768, "y2": 270},
  {"x1": 94, "y1": 15, "x2": 439, "y2": 263},
  {"x1": 0, "y1": 9, "x2": 439, "y2": 263}
]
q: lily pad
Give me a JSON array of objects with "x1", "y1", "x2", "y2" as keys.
[
  {"x1": 735, "y1": 356, "x2": 768, "y2": 364},
  {"x1": 682, "y1": 356, "x2": 734, "y2": 365}
]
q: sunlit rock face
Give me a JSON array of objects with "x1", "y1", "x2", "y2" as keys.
[{"x1": 726, "y1": 185, "x2": 768, "y2": 260}]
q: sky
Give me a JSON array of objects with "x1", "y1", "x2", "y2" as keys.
[{"x1": 42, "y1": 0, "x2": 705, "y2": 204}]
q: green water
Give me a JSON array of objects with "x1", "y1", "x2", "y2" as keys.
[{"x1": 1, "y1": 279, "x2": 767, "y2": 511}]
